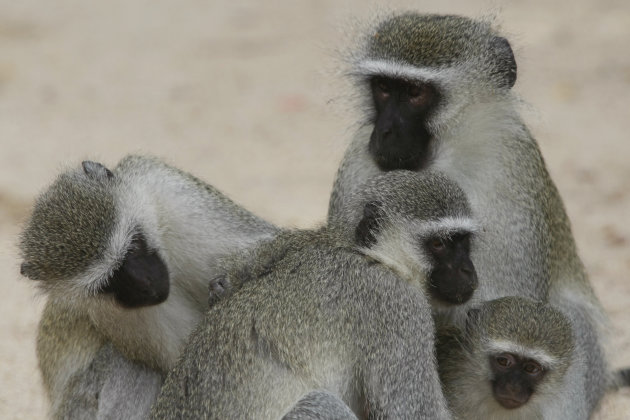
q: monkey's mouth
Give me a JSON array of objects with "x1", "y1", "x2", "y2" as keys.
[
  {"x1": 493, "y1": 386, "x2": 530, "y2": 410},
  {"x1": 372, "y1": 151, "x2": 427, "y2": 172},
  {"x1": 428, "y1": 285, "x2": 475, "y2": 307},
  {"x1": 495, "y1": 396, "x2": 528, "y2": 410}
]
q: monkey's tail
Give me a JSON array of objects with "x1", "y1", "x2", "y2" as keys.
[{"x1": 609, "y1": 368, "x2": 630, "y2": 390}]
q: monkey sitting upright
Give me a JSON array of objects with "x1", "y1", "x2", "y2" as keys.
[
  {"x1": 151, "y1": 170, "x2": 478, "y2": 419},
  {"x1": 327, "y1": 12, "x2": 611, "y2": 415},
  {"x1": 19, "y1": 155, "x2": 278, "y2": 419}
]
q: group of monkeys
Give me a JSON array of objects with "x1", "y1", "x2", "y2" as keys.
[{"x1": 18, "y1": 12, "x2": 629, "y2": 420}]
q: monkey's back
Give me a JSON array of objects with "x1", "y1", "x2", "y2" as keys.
[{"x1": 151, "y1": 229, "x2": 436, "y2": 419}]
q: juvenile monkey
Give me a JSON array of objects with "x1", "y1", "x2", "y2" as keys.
[
  {"x1": 328, "y1": 12, "x2": 610, "y2": 414},
  {"x1": 210, "y1": 169, "x2": 478, "y2": 310},
  {"x1": 20, "y1": 155, "x2": 278, "y2": 419},
  {"x1": 151, "y1": 170, "x2": 476, "y2": 419},
  {"x1": 436, "y1": 296, "x2": 576, "y2": 420}
]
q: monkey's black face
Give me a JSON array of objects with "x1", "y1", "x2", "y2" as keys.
[
  {"x1": 425, "y1": 233, "x2": 477, "y2": 305},
  {"x1": 102, "y1": 233, "x2": 170, "y2": 308},
  {"x1": 490, "y1": 352, "x2": 546, "y2": 409},
  {"x1": 369, "y1": 76, "x2": 439, "y2": 171}
]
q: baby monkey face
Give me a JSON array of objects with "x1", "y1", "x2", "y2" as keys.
[{"x1": 490, "y1": 352, "x2": 547, "y2": 409}]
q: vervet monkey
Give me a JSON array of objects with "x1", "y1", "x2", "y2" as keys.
[
  {"x1": 437, "y1": 296, "x2": 576, "y2": 420},
  {"x1": 284, "y1": 297, "x2": 630, "y2": 419},
  {"x1": 151, "y1": 170, "x2": 476, "y2": 419},
  {"x1": 20, "y1": 155, "x2": 278, "y2": 418},
  {"x1": 209, "y1": 169, "x2": 478, "y2": 310},
  {"x1": 327, "y1": 12, "x2": 609, "y2": 414}
]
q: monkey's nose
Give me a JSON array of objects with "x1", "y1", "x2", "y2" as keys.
[{"x1": 380, "y1": 127, "x2": 393, "y2": 139}]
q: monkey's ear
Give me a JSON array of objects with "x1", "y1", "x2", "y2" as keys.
[
  {"x1": 491, "y1": 36, "x2": 517, "y2": 89},
  {"x1": 82, "y1": 161, "x2": 114, "y2": 180},
  {"x1": 355, "y1": 201, "x2": 384, "y2": 247}
]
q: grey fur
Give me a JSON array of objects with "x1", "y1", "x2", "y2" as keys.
[
  {"x1": 328, "y1": 12, "x2": 609, "y2": 417},
  {"x1": 209, "y1": 169, "x2": 475, "y2": 308},
  {"x1": 21, "y1": 155, "x2": 278, "y2": 419},
  {"x1": 362, "y1": 14, "x2": 516, "y2": 88},
  {"x1": 282, "y1": 390, "x2": 358, "y2": 420},
  {"x1": 436, "y1": 297, "x2": 574, "y2": 420},
  {"x1": 150, "y1": 171, "x2": 465, "y2": 419},
  {"x1": 20, "y1": 168, "x2": 117, "y2": 284},
  {"x1": 55, "y1": 343, "x2": 162, "y2": 420}
]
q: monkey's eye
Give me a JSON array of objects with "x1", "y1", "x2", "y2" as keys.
[
  {"x1": 408, "y1": 83, "x2": 434, "y2": 107},
  {"x1": 371, "y1": 77, "x2": 390, "y2": 96},
  {"x1": 407, "y1": 84, "x2": 422, "y2": 98},
  {"x1": 523, "y1": 362, "x2": 542, "y2": 375},
  {"x1": 430, "y1": 238, "x2": 445, "y2": 251},
  {"x1": 494, "y1": 354, "x2": 514, "y2": 369}
]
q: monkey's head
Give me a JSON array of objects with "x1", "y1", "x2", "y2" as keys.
[
  {"x1": 19, "y1": 161, "x2": 169, "y2": 308},
  {"x1": 354, "y1": 170, "x2": 478, "y2": 306},
  {"x1": 351, "y1": 13, "x2": 517, "y2": 171},
  {"x1": 466, "y1": 296, "x2": 574, "y2": 411}
]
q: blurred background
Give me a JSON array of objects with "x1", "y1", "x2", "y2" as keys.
[{"x1": 0, "y1": 0, "x2": 628, "y2": 418}]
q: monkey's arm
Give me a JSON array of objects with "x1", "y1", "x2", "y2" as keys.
[
  {"x1": 37, "y1": 301, "x2": 105, "y2": 419},
  {"x1": 93, "y1": 344, "x2": 163, "y2": 420},
  {"x1": 38, "y1": 301, "x2": 163, "y2": 420},
  {"x1": 59, "y1": 344, "x2": 162, "y2": 420}
]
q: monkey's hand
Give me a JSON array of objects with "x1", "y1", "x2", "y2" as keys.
[
  {"x1": 207, "y1": 264, "x2": 255, "y2": 307},
  {"x1": 208, "y1": 274, "x2": 234, "y2": 307}
]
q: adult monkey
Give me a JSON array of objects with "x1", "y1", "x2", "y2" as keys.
[
  {"x1": 19, "y1": 156, "x2": 279, "y2": 419},
  {"x1": 327, "y1": 13, "x2": 609, "y2": 416}
]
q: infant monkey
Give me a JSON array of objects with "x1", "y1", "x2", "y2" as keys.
[{"x1": 437, "y1": 296, "x2": 576, "y2": 420}]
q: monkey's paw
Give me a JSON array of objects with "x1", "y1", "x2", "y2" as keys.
[{"x1": 208, "y1": 274, "x2": 232, "y2": 307}]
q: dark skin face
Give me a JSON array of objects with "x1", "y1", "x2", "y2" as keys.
[
  {"x1": 490, "y1": 352, "x2": 546, "y2": 409},
  {"x1": 424, "y1": 233, "x2": 478, "y2": 305},
  {"x1": 102, "y1": 232, "x2": 170, "y2": 308},
  {"x1": 369, "y1": 76, "x2": 439, "y2": 171},
  {"x1": 355, "y1": 203, "x2": 477, "y2": 305}
]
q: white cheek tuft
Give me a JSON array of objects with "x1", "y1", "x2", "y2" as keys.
[{"x1": 357, "y1": 221, "x2": 430, "y2": 286}]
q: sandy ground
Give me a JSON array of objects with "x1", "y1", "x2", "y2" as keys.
[{"x1": 0, "y1": 0, "x2": 628, "y2": 418}]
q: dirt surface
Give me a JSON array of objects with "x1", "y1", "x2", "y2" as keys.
[{"x1": 0, "y1": 1, "x2": 628, "y2": 418}]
